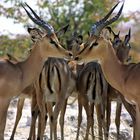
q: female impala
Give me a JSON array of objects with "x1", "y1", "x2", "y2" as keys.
[
  {"x1": 32, "y1": 31, "x2": 83, "y2": 140},
  {"x1": 0, "y1": 3, "x2": 70, "y2": 140},
  {"x1": 74, "y1": 3, "x2": 140, "y2": 139},
  {"x1": 105, "y1": 27, "x2": 136, "y2": 139}
]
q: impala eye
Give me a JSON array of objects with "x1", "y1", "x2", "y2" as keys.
[
  {"x1": 75, "y1": 56, "x2": 79, "y2": 61},
  {"x1": 126, "y1": 43, "x2": 131, "y2": 49},
  {"x1": 68, "y1": 52, "x2": 73, "y2": 57}
]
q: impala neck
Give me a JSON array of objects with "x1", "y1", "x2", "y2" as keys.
[
  {"x1": 17, "y1": 43, "x2": 45, "y2": 90},
  {"x1": 100, "y1": 44, "x2": 125, "y2": 93},
  {"x1": 83, "y1": 42, "x2": 126, "y2": 93}
]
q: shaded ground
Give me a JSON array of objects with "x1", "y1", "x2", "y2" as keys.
[{"x1": 5, "y1": 97, "x2": 133, "y2": 140}]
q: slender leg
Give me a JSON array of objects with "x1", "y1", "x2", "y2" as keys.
[
  {"x1": 36, "y1": 98, "x2": 46, "y2": 140},
  {"x1": 90, "y1": 103, "x2": 94, "y2": 140},
  {"x1": 135, "y1": 103, "x2": 140, "y2": 140},
  {"x1": 59, "y1": 99, "x2": 68, "y2": 140},
  {"x1": 35, "y1": 84, "x2": 46, "y2": 140},
  {"x1": 28, "y1": 106, "x2": 39, "y2": 140},
  {"x1": 76, "y1": 95, "x2": 83, "y2": 140},
  {"x1": 28, "y1": 93, "x2": 38, "y2": 140},
  {"x1": 115, "y1": 101, "x2": 122, "y2": 138},
  {"x1": 47, "y1": 102, "x2": 53, "y2": 140},
  {"x1": 37, "y1": 104, "x2": 48, "y2": 140},
  {"x1": 120, "y1": 94, "x2": 136, "y2": 140},
  {"x1": 81, "y1": 96, "x2": 91, "y2": 140},
  {"x1": 96, "y1": 104, "x2": 103, "y2": 140},
  {"x1": 106, "y1": 97, "x2": 111, "y2": 138},
  {"x1": 53, "y1": 98, "x2": 65, "y2": 140},
  {"x1": 10, "y1": 98, "x2": 25, "y2": 140},
  {"x1": 0, "y1": 98, "x2": 10, "y2": 140}
]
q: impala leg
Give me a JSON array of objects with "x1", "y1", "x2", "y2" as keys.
[
  {"x1": 90, "y1": 103, "x2": 95, "y2": 140},
  {"x1": 120, "y1": 95, "x2": 136, "y2": 140},
  {"x1": 28, "y1": 93, "x2": 38, "y2": 140},
  {"x1": 37, "y1": 112, "x2": 42, "y2": 140},
  {"x1": 0, "y1": 98, "x2": 10, "y2": 140},
  {"x1": 28, "y1": 105, "x2": 39, "y2": 140},
  {"x1": 135, "y1": 103, "x2": 140, "y2": 140},
  {"x1": 53, "y1": 98, "x2": 65, "y2": 140},
  {"x1": 10, "y1": 98, "x2": 25, "y2": 140},
  {"x1": 102, "y1": 93, "x2": 108, "y2": 140},
  {"x1": 76, "y1": 95, "x2": 83, "y2": 140},
  {"x1": 106, "y1": 97, "x2": 111, "y2": 138},
  {"x1": 115, "y1": 101, "x2": 122, "y2": 138},
  {"x1": 81, "y1": 96, "x2": 91, "y2": 140},
  {"x1": 38, "y1": 102, "x2": 46, "y2": 140},
  {"x1": 37, "y1": 104, "x2": 48, "y2": 140},
  {"x1": 59, "y1": 98, "x2": 68, "y2": 140},
  {"x1": 96, "y1": 104, "x2": 103, "y2": 140},
  {"x1": 47, "y1": 102, "x2": 53, "y2": 140},
  {"x1": 36, "y1": 91, "x2": 46, "y2": 140}
]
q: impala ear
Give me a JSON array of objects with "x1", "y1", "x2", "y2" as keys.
[
  {"x1": 124, "y1": 28, "x2": 131, "y2": 46},
  {"x1": 27, "y1": 27, "x2": 44, "y2": 42},
  {"x1": 7, "y1": 53, "x2": 18, "y2": 62},
  {"x1": 56, "y1": 24, "x2": 69, "y2": 37},
  {"x1": 78, "y1": 35, "x2": 83, "y2": 43}
]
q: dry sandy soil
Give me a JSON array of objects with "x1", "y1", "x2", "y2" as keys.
[{"x1": 4, "y1": 97, "x2": 133, "y2": 140}]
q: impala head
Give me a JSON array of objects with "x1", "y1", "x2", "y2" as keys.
[
  {"x1": 22, "y1": 3, "x2": 71, "y2": 59},
  {"x1": 67, "y1": 31, "x2": 83, "y2": 58},
  {"x1": 106, "y1": 27, "x2": 131, "y2": 63},
  {"x1": 73, "y1": 2, "x2": 124, "y2": 62}
]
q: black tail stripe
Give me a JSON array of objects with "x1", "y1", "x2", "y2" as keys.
[
  {"x1": 47, "y1": 65, "x2": 53, "y2": 94},
  {"x1": 55, "y1": 65, "x2": 61, "y2": 92}
]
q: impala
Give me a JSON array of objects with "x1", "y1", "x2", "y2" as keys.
[
  {"x1": 74, "y1": 2, "x2": 140, "y2": 139},
  {"x1": 0, "y1": 3, "x2": 70, "y2": 140},
  {"x1": 76, "y1": 61, "x2": 108, "y2": 140},
  {"x1": 33, "y1": 31, "x2": 84, "y2": 140},
  {"x1": 105, "y1": 27, "x2": 136, "y2": 139},
  {"x1": 73, "y1": 2, "x2": 123, "y2": 140}
]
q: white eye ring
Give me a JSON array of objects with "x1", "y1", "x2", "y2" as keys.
[{"x1": 126, "y1": 43, "x2": 131, "y2": 48}]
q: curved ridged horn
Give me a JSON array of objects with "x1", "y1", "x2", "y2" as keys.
[
  {"x1": 90, "y1": 2, "x2": 124, "y2": 37},
  {"x1": 124, "y1": 28, "x2": 131, "y2": 45},
  {"x1": 97, "y1": 2, "x2": 119, "y2": 26},
  {"x1": 104, "y1": 3, "x2": 124, "y2": 26},
  {"x1": 22, "y1": 3, "x2": 54, "y2": 36}
]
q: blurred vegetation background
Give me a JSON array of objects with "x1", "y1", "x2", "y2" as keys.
[{"x1": 0, "y1": 0, "x2": 140, "y2": 62}]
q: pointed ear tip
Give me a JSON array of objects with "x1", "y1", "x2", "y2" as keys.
[
  {"x1": 128, "y1": 28, "x2": 131, "y2": 35},
  {"x1": 21, "y1": 3, "x2": 25, "y2": 7},
  {"x1": 106, "y1": 26, "x2": 111, "y2": 32},
  {"x1": 24, "y1": 2, "x2": 28, "y2": 6},
  {"x1": 6, "y1": 53, "x2": 10, "y2": 56},
  {"x1": 27, "y1": 28, "x2": 32, "y2": 33}
]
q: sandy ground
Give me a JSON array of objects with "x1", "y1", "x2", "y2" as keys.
[{"x1": 4, "y1": 97, "x2": 133, "y2": 140}]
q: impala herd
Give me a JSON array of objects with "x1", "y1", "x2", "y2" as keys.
[{"x1": 0, "y1": 2, "x2": 139, "y2": 140}]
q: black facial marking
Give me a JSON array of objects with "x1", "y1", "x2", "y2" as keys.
[{"x1": 50, "y1": 38, "x2": 59, "y2": 48}]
